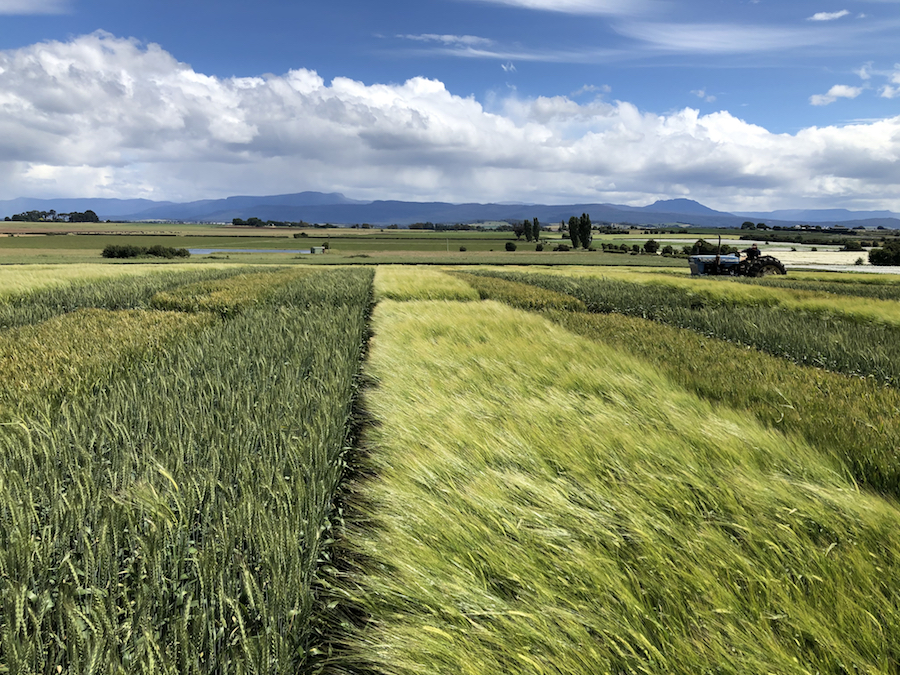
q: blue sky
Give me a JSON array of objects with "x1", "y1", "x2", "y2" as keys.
[{"x1": 0, "y1": 0, "x2": 898, "y2": 210}]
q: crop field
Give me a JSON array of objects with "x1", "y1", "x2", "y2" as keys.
[
  {"x1": 464, "y1": 267, "x2": 900, "y2": 384},
  {"x1": 0, "y1": 265, "x2": 374, "y2": 673},
  {"x1": 3, "y1": 263, "x2": 900, "y2": 674}
]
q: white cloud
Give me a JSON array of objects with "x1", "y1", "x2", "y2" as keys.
[
  {"x1": 571, "y1": 84, "x2": 611, "y2": 97},
  {"x1": 856, "y1": 62, "x2": 873, "y2": 80},
  {"x1": 399, "y1": 34, "x2": 494, "y2": 47},
  {"x1": 458, "y1": 0, "x2": 655, "y2": 16},
  {"x1": 810, "y1": 84, "x2": 864, "y2": 105},
  {"x1": 501, "y1": 62, "x2": 516, "y2": 72},
  {"x1": 615, "y1": 22, "x2": 833, "y2": 54},
  {"x1": 2, "y1": 33, "x2": 900, "y2": 210},
  {"x1": 691, "y1": 89, "x2": 717, "y2": 103},
  {"x1": 0, "y1": 0, "x2": 67, "y2": 13},
  {"x1": 808, "y1": 10, "x2": 850, "y2": 21}
]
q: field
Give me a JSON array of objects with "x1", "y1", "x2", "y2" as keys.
[{"x1": 2, "y1": 262, "x2": 900, "y2": 673}]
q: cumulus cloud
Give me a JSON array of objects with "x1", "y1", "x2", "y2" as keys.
[
  {"x1": 1, "y1": 32, "x2": 900, "y2": 209},
  {"x1": 810, "y1": 84, "x2": 863, "y2": 105},
  {"x1": 0, "y1": 0, "x2": 67, "y2": 14},
  {"x1": 881, "y1": 67, "x2": 900, "y2": 97},
  {"x1": 808, "y1": 10, "x2": 850, "y2": 21}
]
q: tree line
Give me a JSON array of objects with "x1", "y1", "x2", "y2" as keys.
[{"x1": 5, "y1": 209, "x2": 100, "y2": 223}]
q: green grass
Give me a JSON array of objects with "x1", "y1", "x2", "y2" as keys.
[
  {"x1": 0, "y1": 267, "x2": 374, "y2": 673},
  {"x1": 336, "y1": 300, "x2": 900, "y2": 674}
]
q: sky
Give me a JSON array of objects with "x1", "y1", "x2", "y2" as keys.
[{"x1": 0, "y1": 0, "x2": 898, "y2": 211}]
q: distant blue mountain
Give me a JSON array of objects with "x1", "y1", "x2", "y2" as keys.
[
  {"x1": 632, "y1": 199, "x2": 728, "y2": 216},
  {"x1": 3, "y1": 192, "x2": 898, "y2": 228}
]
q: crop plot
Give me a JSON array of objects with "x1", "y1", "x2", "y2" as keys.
[
  {"x1": 0, "y1": 266, "x2": 373, "y2": 673},
  {"x1": 468, "y1": 267, "x2": 900, "y2": 384},
  {"x1": 4, "y1": 261, "x2": 900, "y2": 675},
  {"x1": 341, "y1": 299, "x2": 900, "y2": 674},
  {"x1": 374, "y1": 265, "x2": 479, "y2": 301}
]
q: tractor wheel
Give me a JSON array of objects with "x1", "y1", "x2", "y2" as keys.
[{"x1": 748, "y1": 256, "x2": 786, "y2": 277}]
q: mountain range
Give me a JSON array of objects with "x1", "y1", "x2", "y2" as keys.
[{"x1": 3, "y1": 193, "x2": 899, "y2": 229}]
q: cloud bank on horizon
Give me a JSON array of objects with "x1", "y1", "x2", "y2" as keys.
[{"x1": 0, "y1": 31, "x2": 899, "y2": 211}]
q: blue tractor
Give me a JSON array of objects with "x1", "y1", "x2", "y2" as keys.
[{"x1": 689, "y1": 238, "x2": 786, "y2": 277}]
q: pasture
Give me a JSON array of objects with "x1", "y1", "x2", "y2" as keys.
[{"x1": 2, "y1": 263, "x2": 900, "y2": 674}]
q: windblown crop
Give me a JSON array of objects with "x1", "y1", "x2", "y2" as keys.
[
  {"x1": 469, "y1": 268, "x2": 900, "y2": 384},
  {"x1": 374, "y1": 266, "x2": 479, "y2": 301},
  {"x1": 340, "y1": 300, "x2": 900, "y2": 674}
]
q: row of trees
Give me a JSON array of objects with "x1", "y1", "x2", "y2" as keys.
[
  {"x1": 232, "y1": 217, "x2": 312, "y2": 227},
  {"x1": 512, "y1": 218, "x2": 542, "y2": 242},
  {"x1": 567, "y1": 214, "x2": 593, "y2": 249},
  {"x1": 5, "y1": 209, "x2": 100, "y2": 223}
]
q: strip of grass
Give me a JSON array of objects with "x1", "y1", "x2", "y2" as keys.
[
  {"x1": 471, "y1": 268, "x2": 900, "y2": 385},
  {"x1": 339, "y1": 300, "x2": 900, "y2": 674},
  {"x1": 740, "y1": 275, "x2": 900, "y2": 301},
  {"x1": 0, "y1": 268, "x2": 374, "y2": 673},
  {"x1": 374, "y1": 266, "x2": 480, "y2": 301}
]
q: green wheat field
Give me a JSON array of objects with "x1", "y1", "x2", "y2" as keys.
[{"x1": 2, "y1": 263, "x2": 900, "y2": 674}]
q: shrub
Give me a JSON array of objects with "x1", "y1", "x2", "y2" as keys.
[
  {"x1": 459, "y1": 246, "x2": 467, "y2": 252},
  {"x1": 505, "y1": 242, "x2": 517, "y2": 252},
  {"x1": 535, "y1": 243, "x2": 544, "y2": 251},
  {"x1": 553, "y1": 244, "x2": 570, "y2": 252},
  {"x1": 661, "y1": 244, "x2": 674, "y2": 255},
  {"x1": 101, "y1": 245, "x2": 189, "y2": 259},
  {"x1": 643, "y1": 239, "x2": 660, "y2": 254},
  {"x1": 842, "y1": 240, "x2": 864, "y2": 252},
  {"x1": 869, "y1": 241, "x2": 900, "y2": 266}
]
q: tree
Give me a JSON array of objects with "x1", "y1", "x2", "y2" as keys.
[
  {"x1": 505, "y1": 241, "x2": 517, "y2": 251},
  {"x1": 523, "y1": 219, "x2": 533, "y2": 242},
  {"x1": 559, "y1": 220, "x2": 566, "y2": 233},
  {"x1": 568, "y1": 216, "x2": 579, "y2": 248},
  {"x1": 869, "y1": 240, "x2": 900, "y2": 266},
  {"x1": 578, "y1": 213, "x2": 592, "y2": 249},
  {"x1": 741, "y1": 221, "x2": 756, "y2": 230},
  {"x1": 643, "y1": 239, "x2": 660, "y2": 254},
  {"x1": 513, "y1": 221, "x2": 525, "y2": 240},
  {"x1": 532, "y1": 217, "x2": 541, "y2": 242}
]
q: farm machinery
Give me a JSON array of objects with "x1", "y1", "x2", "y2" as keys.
[{"x1": 688, "y1": 238, "x2": 787, "y2": 277}]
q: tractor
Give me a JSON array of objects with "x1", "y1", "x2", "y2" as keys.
[{"x1": 688, "y1": 237, "x2": 786, "y2": 277}]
